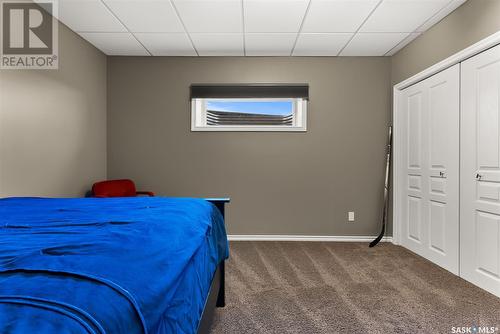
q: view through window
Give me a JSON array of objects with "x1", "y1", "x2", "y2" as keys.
[{"x1": 206, "y1": 100, "x2": 294, "y2": 126}]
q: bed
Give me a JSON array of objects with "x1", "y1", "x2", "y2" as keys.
[{"x1": 0, "y1": 196, "x2": 229, "y2": 334}]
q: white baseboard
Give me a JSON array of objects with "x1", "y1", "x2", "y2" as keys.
[{"x1": 227, "y1": 235, "x2": 393, "y2": 242}]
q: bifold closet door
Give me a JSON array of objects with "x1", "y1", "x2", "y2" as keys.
[
  {"x1": 400, "y1": 65, "x2": 460, "y2": 274},
  {"x1": 461, "y1": 44, "x2": 500, "y2": 297}
]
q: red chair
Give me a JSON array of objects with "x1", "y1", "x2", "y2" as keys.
[{"x1": 91, "y1": 179, "x2": 155, "y2": 198}]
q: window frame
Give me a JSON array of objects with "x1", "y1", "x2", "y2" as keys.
[{"x1": 191, "y1": 97, "x2": 307, "y2": 132}]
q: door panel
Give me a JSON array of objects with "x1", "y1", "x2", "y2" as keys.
[
  {"x1": 408, "y1": 93, "x2": 423, "y2": 170},
  {"x1": 430, "y1": 177, "x2": 446, "y2": 195},
  {"x1": 401, "y1": 85, "x2": 426, "y2": 255},
  {"x1": 461, "y1": 44, "x2": 500, "y2": 297},
  {"x1": 408, "y1": 196, "x2": 422, "y2": 242},
  {"x1": 429, "y1": 200, "x2": 446, "y2": 254},
  {"x1": 429, "y1": 81, "x2": 449, "y2": 170},
  {"x1": 408, "y1": 175, "x2": 421, "y2": 191},
  {"x1": 477, "y1": 182, "x2": 500, "y2": 203},
  {"x1": 400, "y1": 64, "x2": 459, "y2": 274},
  {"x1": 477, "y1": 63, "x2": 500, "y2": 170},
  {"x1": 475, "y1": 212, "x2": 499, "y2": 279}
]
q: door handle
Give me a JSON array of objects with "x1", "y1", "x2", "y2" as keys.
[
  {"x1": 439, "y1": 171, "x2": 445, "y2": 178},
  {"x1": 476, "y1": 173, "x2": 482, "y2": 181}
]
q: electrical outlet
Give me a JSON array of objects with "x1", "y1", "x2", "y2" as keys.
[{"x1": 348, "y1": 211, "x2": 355, "y2": 222}]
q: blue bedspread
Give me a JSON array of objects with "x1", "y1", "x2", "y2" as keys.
[{"x1": 0, "y1": 197, "x2": 229, "y2": 334}]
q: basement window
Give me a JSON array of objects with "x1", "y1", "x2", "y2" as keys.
[{"x1": 190, "y1": 85, "x2": 308, "y2": 132}]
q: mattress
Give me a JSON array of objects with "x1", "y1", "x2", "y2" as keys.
[{"x1": 0, "y1": 197, "x2": 229, "y2": 334}]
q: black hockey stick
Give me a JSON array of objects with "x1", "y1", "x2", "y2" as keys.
[{"x1": 370, "y1": 126, "x2": 392, "y2": 248}]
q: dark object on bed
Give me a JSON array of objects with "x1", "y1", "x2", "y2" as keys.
[
  {"x1": 91, "y1": 179, "x2": 155, "y2": 197},
  {"x1": 0, "y1": 197, "x2": 229, "y2": 334}
]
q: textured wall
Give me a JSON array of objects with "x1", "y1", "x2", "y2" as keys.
[
  {"x1": 107, "y1": 57, "x2": 391, "y2": 236},
  {"x1": 0, "y1": 22, "x2": 107, "y2": 197}
]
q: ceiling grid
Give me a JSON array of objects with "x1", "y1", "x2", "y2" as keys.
[{"x1": 50, "y1": 0, "x2": 467, "y2": 56}]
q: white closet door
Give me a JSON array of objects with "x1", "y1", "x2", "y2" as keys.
[
  {"x1": 461, "y1": 44, "x2": 500, "y2": 297},
  {"x1": 400, "y1": 64, "x2": 460, "y2": 274},
  {"x1": 400, "y1": 78, "x2": 427, "y2": 257}
]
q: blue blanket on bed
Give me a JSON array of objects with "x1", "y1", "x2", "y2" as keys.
[{"x1": 0, "y1": 197, "x2": 229, "y2": 334}]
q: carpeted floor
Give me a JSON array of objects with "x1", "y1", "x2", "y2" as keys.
[{"x1": 211, "y1": 242, "x2": 500, "y2": 334}]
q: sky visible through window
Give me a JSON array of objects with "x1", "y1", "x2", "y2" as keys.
[{"x1": 207, "y1": 100, "x2": 293, "y2": 116}]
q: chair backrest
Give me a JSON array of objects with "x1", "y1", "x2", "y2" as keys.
[{"x1": 92, "y1": 179, "x2": 137, "y2": 198}]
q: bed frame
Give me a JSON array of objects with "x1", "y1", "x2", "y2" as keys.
[{"x1": 197, "y1": 198, "x2": 229, "y2": 334}]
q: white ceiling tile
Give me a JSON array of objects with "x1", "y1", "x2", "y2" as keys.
[
  {"x1": 58, "y1": 0, "x2": 465, "y2": 56},
  {"x1": 302, "y1": 0, "x2": 379, "y2": 33},
  {"x1": 172, "y1": 0, "x2": 242, "y2": 33},
  {"x1": 59, "y1": 0, "x2": 127, "y2": 32},
  {"x1": 340, "y1": 32, "x2": 409, "y2": 56},
  {"x1": 135, "y1": 33, "x2": 196, "y2": 55},
  {"x1": 416, "y1": 0, "x2": 467, "y2": 32},
  {"x1": 293, "y1": 33, "x2": 352, "y2": 56},
  {"x1": 104, "y1": 0, "x2": 185, "y2": 33},
  {"x1": 190, "y1": 33, "x2": 244, "y2": 56},
  {"x1": 79, "y1": 32, "x2": 149, "y2": 55},
  {"x1": 244, "y1": 0, "x2": 309, "y2": 33},
  {"x1": 245, "y1": 33, "x2": 296, "y2": 56},
  {"x1": 360, "y1": 0, "x2": 450, "y2": 33},
  {"x1": 385, "y1": 32, "x2": 420, "y2": 55}
]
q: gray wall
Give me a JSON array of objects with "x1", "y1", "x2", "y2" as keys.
[
  {"x1": 0, "y1": 23, "x2": 107, "y2": 197},
  {"x1": 107, "y1": 57, "x2": 391, "y2": 236},
  {"x1": 392, "y1": 0, "x2": 500, "y2": 84},
  {"x1": 4, "y1": 0, "x2": 495, "y2": 236}
]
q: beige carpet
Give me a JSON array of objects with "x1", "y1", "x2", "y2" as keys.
[{"x1": 211, "y1": 242, "x2": 500, "y2": 334}]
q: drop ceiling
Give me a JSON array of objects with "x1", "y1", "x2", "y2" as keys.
[{"x1": 53, "y1": 0, "x2": 467, "y2": 56}]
